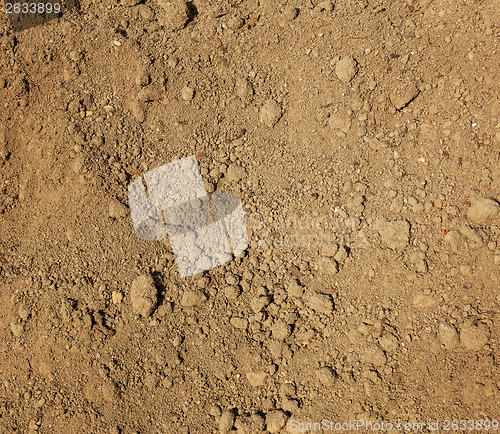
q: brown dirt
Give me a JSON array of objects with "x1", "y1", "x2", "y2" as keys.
[{"x1": 0, "y1": 0, "x2": 499, "y2": 433}]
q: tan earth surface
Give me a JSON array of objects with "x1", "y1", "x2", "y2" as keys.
[{"x1": 0, "y1": 0, "x2": 499, "y2": 432}]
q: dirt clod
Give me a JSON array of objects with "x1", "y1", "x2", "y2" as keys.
[
  {"x1": 460, "y1": 318, "x2": 490, "y2": 351},
  {"x1": 181, "y1": 289, "x2": 207, "y2": 307},
  {"x1": 260, "y1": 100, "x2": 282, "y2": 127},
  {"x1": 158, "y1": 0, "x2": 192, "y2": 30},
  {"x1": 265, "y1": 409, "x2": 288, "y2": 433},
  {"x1": 466, "y1": 197, "x2": 500, "y2": 226},
  {"x1": 335, "y1": 56, "x2": 358, "y2": 82},
  {"x1": 437, "y1": 323, "x2": 460, "y2": 350},
  {"x1": 130, "y1": 274, "x2": 158, "y2": 317}
]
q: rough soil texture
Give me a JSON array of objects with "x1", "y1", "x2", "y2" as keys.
[{"x1": 1, "y1": 0, "x2": 500, "y2": 433}]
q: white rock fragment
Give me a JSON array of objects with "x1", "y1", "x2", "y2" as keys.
[{"x1": 130, "y1": 274, "x2": 157, "y2": 317}]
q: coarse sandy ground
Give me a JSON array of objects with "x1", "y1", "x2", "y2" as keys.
[{"x1": 0, "y1": 0, "x2": 499, "y2": 432}]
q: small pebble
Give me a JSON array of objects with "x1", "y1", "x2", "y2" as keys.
[
  {"x1": 109, "y1": 199, "x2": 129, "y2": 219},
  {"x1": 316, "y1": 1, "x2": 334, "y2": 12},
  {"x1": 112, "y1": 291, "x2": 123, "y2": 305},
  {"x1": 271, "y1": 320, "x2": 292, "y2": 340},
  {"x1": 378, "y1": 219, "x2": 410, "y2": 251}
]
